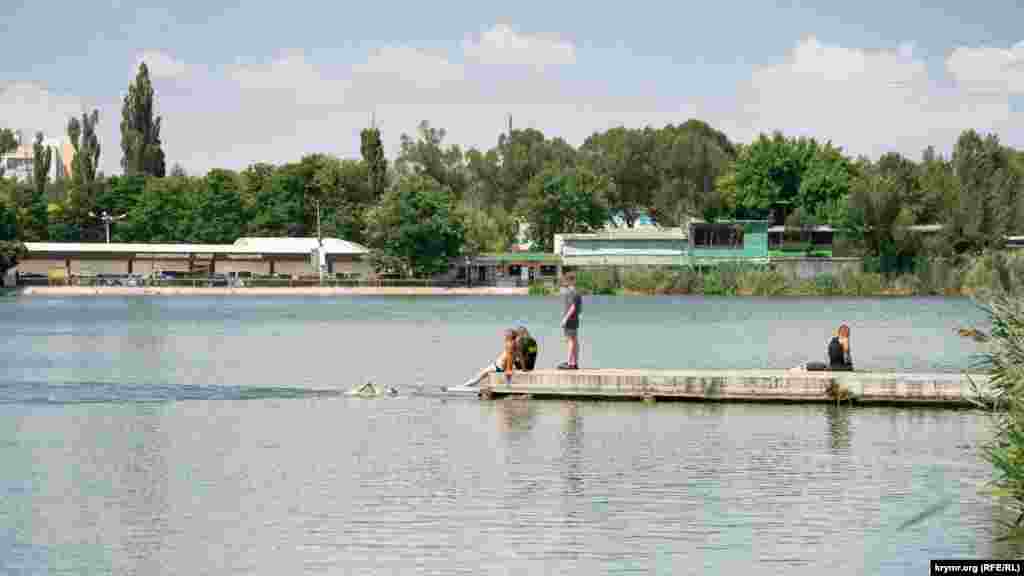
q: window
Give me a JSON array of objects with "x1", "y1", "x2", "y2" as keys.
[{"x1": 692, "y1": 223, "x2": 745, "y2": 249}]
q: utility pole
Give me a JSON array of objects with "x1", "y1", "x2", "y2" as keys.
[{"x1": 315, "y1": 197, "x2": 324, "y2": 282}]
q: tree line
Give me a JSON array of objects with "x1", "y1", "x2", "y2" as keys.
[{"x1": 3, "y1": 62, "x2": 1024, "y2": 277}]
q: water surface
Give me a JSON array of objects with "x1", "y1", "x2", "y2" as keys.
[{"x1": 0, "y1": 295, "x2": 1011, "y2": 575}]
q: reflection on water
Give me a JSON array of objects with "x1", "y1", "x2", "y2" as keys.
[{"x1": 827, "y1": 406, "x2": 852, "y2": 452}]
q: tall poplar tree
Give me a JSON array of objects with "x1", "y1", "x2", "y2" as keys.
[
  {"x1": 67, "y1": 110, "x2": 101, "y2": 186},
  {"x1": 120, "y1": 62, "x2": 166, "y2": 177},
  {"x1": 360, "y1": 124, "x2": 387, "y2": 200}
]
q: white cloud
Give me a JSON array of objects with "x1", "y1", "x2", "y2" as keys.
[
  {"x1": 946, "y1": 40, "x2": 1024, "y2": 94},
  {"x1": 136, "y1": 50, "x2": 189, "y2": 79},
  {"x1": 463, "y1": 24, "x2": 576, "y2": 70},
  {"x1": 5, "y1": 30, "x2": 1023, "y2": 176},
  {"x1": 715, "y1": 36, "x2": 1022, "y2": 160},
  {"x1": 0, "y1": 83, "x2": 88, "y2": 143}
]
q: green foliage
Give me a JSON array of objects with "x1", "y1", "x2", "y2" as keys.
[
  {"x1": 189, "y1": 170, "x2": 245, "y2": 243},
  {"x1": 528, "y1": 282, "x2": 554, "y2": 296},
  {"x1": 121, "y1": 176, "x2": 194, "y2": 242},
  {"x1": 395, "y1": 121, "x2": 469, "y2": 198},
  {"x1": 519, "y1": 166, "x2": 610, "y2": 251},
  {"x1": 844, "y1": 171, "x2": 917, "y2": 261},
  {"x1": 360, "y1": 126, "x2": 388, "y2": 200},
  {"x1": 963, "y1": 295, "x2": 1024, "y2": 536},
  {"x1": 574, "y1": 268, "x2": 619, "y2": 295},
  {"x1": 120, "y1": 62, "x2": 166, "y2": 177},
  {"x1": 732, "y1": 132, "x2": 855, "y2": 222},
  {"x1": 67, "y1": 110, "x2": 101, "y2": 187},
  {"x1": 250, "y1": 167, "x2": 306, "y2": 237},
  {"x1": 580, "y1": 127, "x2": 660, "y2": 227},
  {"x1": 935, "y1": 130, "x2": 1023, "y2": 256},
  {"x1": 466, "y1": 128, "x2": 577, "y2": 213},
  {"x1": 0, "y1": 193, "x2": 17, "y2": 241},
  {"x1": 22, "y1": 132, "x2": 53, "y2": 241},
  {"x1": 364, "y1": 174, "x2": 466, "y2": 277},
  {"x1": 460, "y1": 204, "x2": 515, "y2": 256},
  {"x1": 653, "y1": 121, "x2": 736, "y2": 226},
  {"x1": 0, "y1": 240, "x2": 26, "y2": 274}
]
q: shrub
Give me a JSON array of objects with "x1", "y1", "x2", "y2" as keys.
[
  {"x1": 575, "y1": 268, "x2": 619, "y2": 295},
  {"x1": 528, "y1": 282, "x2": 554, "y2": 296},
  {"x1": 964, "y1": 295, "x2": 1024, "y2": 539}
]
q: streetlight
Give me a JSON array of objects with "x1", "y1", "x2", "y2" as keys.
[{"x1": 88, "y1": 211, "x2": 127, "y2": 243}]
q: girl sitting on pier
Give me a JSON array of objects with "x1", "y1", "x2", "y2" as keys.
[
  {"x1": 793, "y1": 324, "x2": 853, "y2": 372},
  {"x1": 465, "y1": 329, "x2": 518, "y2": 387}
]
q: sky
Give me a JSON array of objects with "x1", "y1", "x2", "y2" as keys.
[{"x1": 1, "y1": 0, "x2": 1023, "y2": 175}]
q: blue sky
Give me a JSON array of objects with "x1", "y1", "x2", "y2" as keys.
[{"x1": 2, "y1": 0, "x2": 1022, "y2": 174}]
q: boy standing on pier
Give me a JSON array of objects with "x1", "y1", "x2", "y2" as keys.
[{"x1": 559, "y1": 272, "x2": 581, "y2": 370}]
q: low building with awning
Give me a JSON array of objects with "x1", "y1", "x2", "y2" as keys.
[{"x1": 15, "y1": 237, "x2": 371, "y2": 279}]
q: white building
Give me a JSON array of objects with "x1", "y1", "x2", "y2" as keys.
[{"x1": 0, "y1": 130, "x2": 75, "y2": 183}]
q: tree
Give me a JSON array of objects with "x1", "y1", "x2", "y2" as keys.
[
  {"x1": 580, "y1": 127, "x2": 659, "y2": 227},
  {"x1": 249, "y1": 167, "x2": 306, "y2": 237},
  {"x1": 395, "y1": 121, "x2": 469, "y2": 198},
  {"x1": 653, "y1": 121, "x2": 736, "y2": 226},
  {"x1": 0, "y1": 194, "x2": 25, "y2": 274},
  {"x1": 466, "y1": 128, "x2": 577, "y2": 213},
  {"x1": 364, "y1": 174, "x2": 466, "y2": 277},
  {"x1": 519, "y1": 166, "x2": 610, "y2": 251},
  {"x1": 67, "y1": 110, "x2": 101, "y2": 187},
  {"x1": 937, "y1": 130, "x2": 1022, "y2": 256},
  {"x1": 459, "y1": 204, "x2": 516, "y2": 256},
  {"x1": 844, "y1": 171, "x2": 917, "y2": 266},
  {"x1": 24, "y1": 132, "x2": 53, "y2": 241},
  {"x1": 732, "y1": 132, "x2": 855, "y2": 223},
  {"x1": 360, "y1": 126, "x2": 388, "y2": 200},
  {"x1": 188, "y1": 169, "x2": 245, "y2": 243},
  {"x1": 121, "y1": 176, "x2": 193, "y2": 242},
  {"x1": 310, "y1": 156, "x2": 376, "y2": 243},
  {"x1": 0, "y1": 128, "x2": 17, "y2": 179},
  {"x1": 120, "y1": 62, "x2": 166, "y2": 177}
]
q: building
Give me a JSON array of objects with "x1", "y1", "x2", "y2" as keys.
[
  {"x1": 15, "y1": 237, "x2": 371, "y2": 279},
  {"x1": 555, "y1": 220, "x2": 770, "y2": 268},
  {"x1": 0, "y1": 132, "x2": 75, "y2": 183}
]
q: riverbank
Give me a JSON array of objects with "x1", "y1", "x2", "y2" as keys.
[
  {"x1": 17, "y1": 285, "x2": 529, "y2": 296},
  {"x1": 566, "y1": 254, "x2": 1024, "y2": 297}
]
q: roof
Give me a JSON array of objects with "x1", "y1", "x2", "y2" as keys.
[
  {"x1": 233, "y1": 237, "x2": 369, "y2": 254},
  {"x1": 768, "y1": 225, "x2": 836, "y2": 233},
  {"x1": 24, "y1": 237, "x2": 369, "y2": 256},
  {"x1": 474, "y1": 252, "x2": 561, "y2": 263},
  {"x1": 562, "y1": 247, "x2": 682, "y2": 257},
  {"x1": 555, "y1": 229, "x2": 686, "y2": 240}
]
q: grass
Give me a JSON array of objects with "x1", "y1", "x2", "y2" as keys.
[
  {"x1": 962, "y1": 294, "x2": 1024, "y2": 541},
  {"x1": 570, "y1": 251, "x2": 1024, "y2": 297}
]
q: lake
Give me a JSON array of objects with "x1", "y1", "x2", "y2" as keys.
[{"x1": 0, "y1": 295, "x2": 1015, "y2": 574}]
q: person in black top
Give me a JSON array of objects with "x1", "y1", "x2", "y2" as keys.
[
  {"x1": 827, "y1": 324, "x2": 853, "y2": 370},
  {"x1": 558, "y1": 273, "x2": 581, "y2": 370},
  {"x1": 794, "y1": 324, "x2": 853, "y2": 372}
]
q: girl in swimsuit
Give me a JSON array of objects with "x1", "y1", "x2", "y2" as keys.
[{"x1": 467, "y1": 329, "x2": 518, "y2": 387}]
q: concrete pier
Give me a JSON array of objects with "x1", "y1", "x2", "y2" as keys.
[{"x1": 483, "y1": 369, "x2": 992, "y2": 407}]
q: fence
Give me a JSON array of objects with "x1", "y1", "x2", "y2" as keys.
[{"x1": 15, "y1": 275, "x2": 534, "y2": 289}]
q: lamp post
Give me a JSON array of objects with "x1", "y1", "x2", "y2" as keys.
[
  {"x1": 89, "y1": 211, "x2": 127, "y2": 243},
  {"x1": 314, "y1": 197, "x2": 324, "y2": 283}
]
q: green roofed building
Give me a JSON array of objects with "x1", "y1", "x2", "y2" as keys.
[{"x1": 554, "y1": 220, "x2": 771, "y2": 268}]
